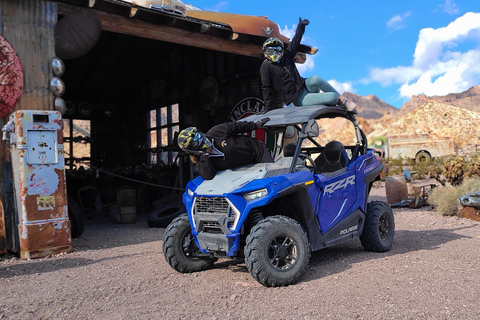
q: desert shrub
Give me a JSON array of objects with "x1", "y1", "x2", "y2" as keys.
[
  {"x1": 385, "y1": 157, "x2": 404, "y2": 177},
  {"x1": 442, "y1": 156, "x2": 465, "y2": 186},
  {"x1": 428, "y1": 177, "x2": 480, "y2": 216},
  {"x1": 411, "y1": 157, "x2": 444, "y2": 180},
  {"x1": 465, "y1": 155, "x2": 480, "y2": 178}
]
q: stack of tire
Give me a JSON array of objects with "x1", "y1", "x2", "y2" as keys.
[{"x1": 146, "y1": 201, "x2": 186, "y2": 228}]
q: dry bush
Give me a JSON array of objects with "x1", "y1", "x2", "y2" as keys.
[
  {"x1": 442, "y1": 156, "x2": 465, "y2": 186},
  {"x1": 428, "y1": 177, "x2": 480, "y2": 216},
  {"x1": 465, "y1": 155, "x2": 480, "y2": 178}
]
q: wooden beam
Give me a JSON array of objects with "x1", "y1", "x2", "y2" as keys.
[{"x1": 57, "y1": 3, "x2": 264, "y2": 58}]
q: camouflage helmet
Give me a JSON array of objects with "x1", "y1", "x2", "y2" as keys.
[
  {"x1": 263, "y1": 37, "x2": 284, "y2": 63},
  {"x1": 177, "y1": 127, "x2": 212, "y2": 151}
]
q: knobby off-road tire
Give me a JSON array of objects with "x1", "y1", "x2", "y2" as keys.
[
  {"x1": 162, "y1": 214, "x2": 216, "y2": 273},
  {"x1": 360, "y1": 201, "x2": 395, "y2": 252},
  {"x1": 244, "y1": 216, "x2": 311, "y2": 287}
]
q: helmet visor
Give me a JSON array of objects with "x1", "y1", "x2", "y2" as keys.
[
  {"x1": 264, "y1": 46, "x2": 284, "y2": 62},
  {"x1": 190, "y1": 131, "x2": 212, "y2": 150}
]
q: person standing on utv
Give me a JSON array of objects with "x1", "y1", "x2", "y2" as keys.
[
  {"x1": 260, "y1": 17, "x2": 356, "y2": 112},
  {"x1": 177, "y1": 118, "x2": 273, "y2": 180}
]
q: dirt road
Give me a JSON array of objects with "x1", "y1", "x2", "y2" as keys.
[{"x1": 1, "y1": 184, "x2": 480, "y2": 320}]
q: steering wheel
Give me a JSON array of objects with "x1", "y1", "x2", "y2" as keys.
[{"x1": 298, "y1": 154, "x2": 318, "y2": 173}]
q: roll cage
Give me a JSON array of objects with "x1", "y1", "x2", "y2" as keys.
[{"x1": 240, "y1": 105, "x2": 368, "y2": 174}]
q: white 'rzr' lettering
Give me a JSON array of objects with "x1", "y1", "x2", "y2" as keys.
[{"x1": 323, "y1": 175, "x2": 355, "y2": 194}]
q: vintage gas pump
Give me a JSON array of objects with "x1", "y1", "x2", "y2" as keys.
[{"x1": 2, "y1": 110, "x2": 72, "y2": 259}]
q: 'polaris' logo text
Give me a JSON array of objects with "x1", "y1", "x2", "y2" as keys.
[
  {"x1": 323, "y1": 175, "x2": 355, "y2": 194},
  {"x1": 340, "y1": 225, "x2": 358, "y2": 236}
]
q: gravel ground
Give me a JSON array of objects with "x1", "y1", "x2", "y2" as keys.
[{"x1": 1, "y1": 182, "x2": 480, "y2": 320}]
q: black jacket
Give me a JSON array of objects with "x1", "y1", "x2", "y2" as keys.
[
  {"x1": 260, "y1": 22, "x2": 306, "y2": 111},
  {"x1": 196, "y1": 121, "x2": 273, "y2": 180}
]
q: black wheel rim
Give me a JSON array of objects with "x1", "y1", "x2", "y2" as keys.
[
  {"x1": 267, "y1": 234, "x2": 298, "y2": 271},
  {"x1": 379, "y1": 214, "x2": 390, "y2": 241}
]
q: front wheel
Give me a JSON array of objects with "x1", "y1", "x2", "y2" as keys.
[
  {"x1": 163, "y1": 214, "x2": 217, "y2": 273},
  {"x1": 360, "y1": 201, "x2": 395, "y2": 252},
  {"x1": 244, "y1": 216, "x2": 310, "y2": 287}
]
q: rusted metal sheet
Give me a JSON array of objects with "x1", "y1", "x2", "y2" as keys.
[
  {"x1": 1, "y1": 0, "x2": 57, "y2": 112},
  {"x1": 0, "y1": 194, "x2": 7, "y2": 255},
  {"x1": 186, "y1": 11, "x2": 289, "y2": 42},
  {"x1": 458, "y1": 206, "x2": 480, "y2": 222},
  {"x1": 9, "y1": 110, "x2": 72, "y2": 259},
  {"x1": 0, "y1": 34, "x2": 24, "y2": 119}
]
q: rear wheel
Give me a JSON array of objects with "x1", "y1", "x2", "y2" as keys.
[
  {"x1": 415, "y1": 151, "x2": 431, "y2": 163},
  {"x1": 360, "y1": 201, "x2": 395, "y2": 252},
  {"x1": 244, "y1": 216, "x2": 310, "y2": 287},
  {"x1": 163, "y1": 214, "x2": 216, "y2": 273}
]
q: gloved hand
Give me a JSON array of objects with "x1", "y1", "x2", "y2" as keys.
[
  {"x1": 199, "y1": 153, "x2": 210, "y2": 162},
  {"x1": 255, "y1": 117, "x2": 270, "y2": 129},
  {"x1": 188, "y1": 150, "x2": 207, "y2": 158},
  {"x1": 299, "y1": 17, "x2": 310, "y2": 26}
]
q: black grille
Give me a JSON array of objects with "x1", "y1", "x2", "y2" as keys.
[{"x1": 195, "y1": 197, "x2": 230, "y2": 215}]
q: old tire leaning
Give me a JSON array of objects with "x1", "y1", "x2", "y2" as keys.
[
  {"x1": 163, "y1": 214, "x2": 217, "y2": 273},
  {"x1": 415, "y1": 151, "x2": 431, "y2": 163},
  {"x1": 68, "y1": 196, "x2": 84, "y2": 238},
  {"x1": 360, "y1": 201, "x2": 395, "y2": 252},
  {"x1": 244, "y1": 216, "x2": 310, "y2": 287},
  {"x1": 147, "y1": 201, "x2": 185, "y2": 228}
]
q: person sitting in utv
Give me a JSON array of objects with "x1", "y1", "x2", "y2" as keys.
[{"x1": 177, "y1": 118, "x2": 273, "y2": 180}]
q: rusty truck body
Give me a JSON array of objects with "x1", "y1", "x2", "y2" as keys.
[{"x1": 371, "y1": 134, "x2": 456, "y2": 163}]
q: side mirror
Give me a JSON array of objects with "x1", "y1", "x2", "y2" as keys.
[{"x1": 299, "y1": 119, "x2": 319, "y2": 138}]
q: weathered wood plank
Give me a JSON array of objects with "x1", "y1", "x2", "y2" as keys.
[{"x1": 57, "y1": 3, "x2": 264, "y2": 58}]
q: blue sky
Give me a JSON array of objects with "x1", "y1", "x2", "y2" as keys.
[{"x1": 198, "y1": 0, "x2": 480, "y2": 109}]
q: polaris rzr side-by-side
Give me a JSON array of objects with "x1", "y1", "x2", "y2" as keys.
[{"x1": 163, "y1": 105, "x2": 394, "y2": 287}]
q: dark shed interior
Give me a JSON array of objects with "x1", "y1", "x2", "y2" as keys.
[{"x1": 60, "y1": 27, "x2": 264, "y2": 217}]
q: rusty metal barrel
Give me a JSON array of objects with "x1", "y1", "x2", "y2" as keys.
[{"x1": 385, "y1": 175, "x2": 408, "y2": 204}]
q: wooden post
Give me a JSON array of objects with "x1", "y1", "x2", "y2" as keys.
[{"x1": 1, "y1": 0, "x2": 57, "y2": 193}]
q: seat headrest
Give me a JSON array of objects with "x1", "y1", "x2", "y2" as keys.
[{"x1": 315, "y1": 140, "x2": 348, "y2": 173}]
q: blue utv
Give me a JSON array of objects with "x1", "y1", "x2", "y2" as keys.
[{"x1": 163, "y1": 105, "x2": 394, "y2": 287}]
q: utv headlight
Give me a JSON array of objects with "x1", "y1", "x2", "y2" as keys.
[
  {"x1": 187, "y1": 188, "x2": 194, "y2": 197},
  {"x1": 243, "y1": 188, "x2": 268, "y2": 201}
]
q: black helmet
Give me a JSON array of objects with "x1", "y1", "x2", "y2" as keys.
[
  {"x1": 263, "y1": 37, "x2": 284, "y2": 62},
  {"x1": 177, "y1": 127, "x2": 212, "y2": 152}
]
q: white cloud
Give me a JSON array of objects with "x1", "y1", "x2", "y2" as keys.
[
  {"x1": 328, "y1": 80, "x2": 355, "y2": 94},
  {"x1": 204, "y1": 1, "x2": 228, "y2": 12},
  {"x1": 280, "y1": 24, "x2": 295, "y2": 39},
  {"x1": 280, "y1": 24, "x2": 316, "y2": 74},
  {"x1": 386, "y1": 11, "x2": 411, "y2": 31},
  {"x1": 367, "y1": 12, "x2": 480, "y2": 98},
  {"x1": 440, "y1": 0, "x2": 460, "y2": 14}
]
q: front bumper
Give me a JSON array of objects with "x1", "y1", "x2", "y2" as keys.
[{"x1": 189, "y1": 196, "x2": 242, "y2": 256}]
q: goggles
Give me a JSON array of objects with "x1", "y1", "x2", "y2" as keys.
[
  {"x1": 264, "y1": 46, "x2": 283, "y2": 55},
  {"x1": 190, "y1": 131, "x2": 212, "y2": 150}
]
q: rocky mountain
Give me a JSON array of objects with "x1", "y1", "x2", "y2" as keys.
[
  {"x1": 401, "y1": 85, "x2": 480, "y2": 114},
  {"x1": 341, "y1": 92, "x2": 399, "y2": 119},
  {"x1": 330, "y1": 86, "x2": 480, "y2": 154}
]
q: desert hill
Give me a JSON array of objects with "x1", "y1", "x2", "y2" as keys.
[
  {"x1": 341, "y1": 91, "x2": 399, "y2": 119},
  {"x1": 330, "y1": 86, "x2": 480, "y2": 154},
  {"x1": 401, "y1": 85, "x2": 480, "y2": 114}
]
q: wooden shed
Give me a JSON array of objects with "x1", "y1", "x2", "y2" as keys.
[{"x1": 0, "y1": 0, "x2": 315, "y2": 231}]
